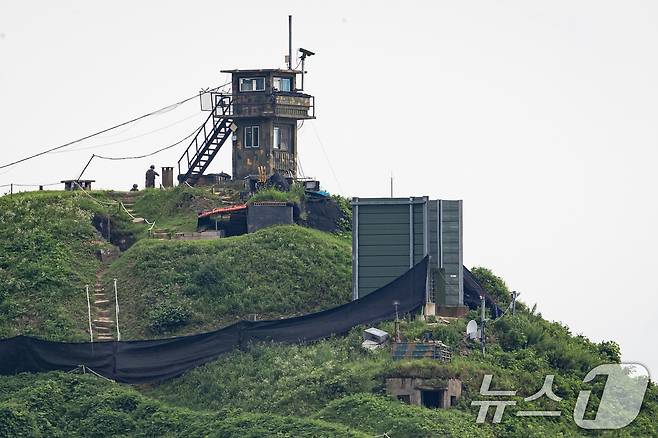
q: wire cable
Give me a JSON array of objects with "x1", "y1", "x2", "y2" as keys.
[
  {"x1": 74, "y1": 125, "x2": 200, "y2": 181},
  {"x1": 309, "y1": 120, "x2": 344, "y2": 193},
  {"x1": 93, "y1": 127, "x2": 198, "y2": 161},
  {"x1": 0, "y1": 82, "x2": 230, "y2": 170},
  {"x1": 52, "y1": 111, "x2": 202, "y2": 154},
  {"x1": 0, "y1": 182, "x2": 60, "y2": 189},
  {"x1": 10, "y1": 182, "x2": 61, "y2": 187}
]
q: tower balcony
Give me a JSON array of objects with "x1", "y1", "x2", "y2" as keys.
[{"x1": 232, "y1": 92, "x2": 315, "y2": 119}]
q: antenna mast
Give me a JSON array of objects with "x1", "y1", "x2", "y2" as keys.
[{"x1": 288, "y1": 15, "x2": 293, "y2": 70}]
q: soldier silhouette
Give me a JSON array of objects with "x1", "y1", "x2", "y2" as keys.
[{"x1": 145, "y1": 165, "x2": 159, "y2": 188}]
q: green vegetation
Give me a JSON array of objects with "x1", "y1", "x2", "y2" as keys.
[
  {"x1": 0, "y1": 373, "x2": 366, "y2": 437},
  {"x1": 332, "y1": 194, "x2": 353, "y2": 237},
  {"x1": 317, "y1": 394, "x2": 494, "y2": 438},
  {"x1": 0, "y1": 188, "x2": 351, "y2": 340},
  {"x1": 105, "y1": 225, "x2": 351, "y2": 338},
  {"x1": 247, "y1": 183, "x2": 306, "y2": 205},
  {"x1": 470, "y1": 266, "x2": 517, "y2": 310},
  {"x1": 147, "y1": 313, "x2": 657, "y2": 437},
  {"x1": 0, "y1": 191, "x2": 135, "y2": 340},
  {"x1": 126, "y1": 186, "x2": 234, "y2": 232},
  {"x1": 1, "y1": 189, "x2": 656, "y2": 437}
]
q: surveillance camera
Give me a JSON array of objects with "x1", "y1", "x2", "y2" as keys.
[{"x1": 299, "y1": 48, "x2": 316, "y2": 57}]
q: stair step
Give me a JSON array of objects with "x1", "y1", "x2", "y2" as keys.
[
  {"x1": 132, "y1": 218, "x2": 145, "y2": 224},
  {"x1": 94, "y1": 326, "x2": 112, "y2": 332},
  {"x1": 93, "y1": 318, "x2": 114, "y2": 324},
  {"x1": 96, "y1": 337, "x2": 114, "y2": 341},
  {"x1": 95, "y1": 299, "x2": 110, "y2": 305}
]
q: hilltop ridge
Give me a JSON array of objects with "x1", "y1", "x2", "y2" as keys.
[{"x1": 0, "y1": 188, "x2": 655, "y2": 437}]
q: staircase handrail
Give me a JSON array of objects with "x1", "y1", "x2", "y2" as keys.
[{"x1": 177, "y1": 94, "x2": 233, "y2": 177}]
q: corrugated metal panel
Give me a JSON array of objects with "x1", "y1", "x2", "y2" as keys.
[
  {"x1": 352, "y1": 197, "x2": 463, "y2": 306},
  {"x1": 352, "y1": 198, "x2": 416, "y2": 299},
  {"x1": 439, "y1": 200, "x2": 463, "y2": 306}
]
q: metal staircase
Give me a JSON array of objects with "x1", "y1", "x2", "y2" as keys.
[{"x1": 177, "y1": 94, "x2": 235, "y2": 185}]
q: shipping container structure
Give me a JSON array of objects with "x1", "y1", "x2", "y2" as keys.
[{"x1": 351, "y1": 197, "x2": 464, "y2": 309}]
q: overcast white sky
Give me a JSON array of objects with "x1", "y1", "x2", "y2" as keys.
[{"x1": 1, "y1": 1, "x2": 656, "y2": 376}]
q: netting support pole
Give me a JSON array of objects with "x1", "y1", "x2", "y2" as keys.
[
  {"x1": 86, "y1": 285, "x2": 93, "y2": 343},
  {"x1": 114, "y1": 279, "x2": 121, "y2": 341}
]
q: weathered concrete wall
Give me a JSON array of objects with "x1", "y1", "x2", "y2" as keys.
[
  {"x1": 247, "y1": 204, "x2": 293, "y2": 233},
  {"x1": 386, "y1": 377, "x2": 462, "y2": 408}
]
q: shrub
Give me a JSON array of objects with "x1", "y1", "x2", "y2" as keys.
[
  {"x1": 148, "y1": 302, "x2": 192, "y2": 333},
  {"x1": 0, "y1": 403, "x2": 40, "y2": 437},
  {"x1": 316, "y1": 394, "x2": 494, "y2": 438},
  {"x1": 248, "y1": 184, "x2": 305, "y2": 205},
  {"x1": 470, "y1": 266, "x2": 511, "y2": 308}
]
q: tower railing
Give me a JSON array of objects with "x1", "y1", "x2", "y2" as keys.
[
  {"x1": 272, "y1": 150, "x2": 296, "y2": 175},
  {"x1": 177, "y1": 94, "x2": 233, "y2": 180}
]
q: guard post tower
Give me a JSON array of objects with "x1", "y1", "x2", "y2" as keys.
[
  {"x1": 222, "y1": 67, "x2": 315, "y2": 181},
  {"x1": 177, "y1": 17, "x2": 315, "y2": 186},
  {"x1": 177, "y1": 53, "x2": 315, "y2": 186}
]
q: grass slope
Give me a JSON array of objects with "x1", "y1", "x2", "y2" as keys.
[
  {"x1": 0, "y1": 373, "x2": 366, "y2": 437},
  {"x1": 122, "y1": 186, "x2": 235, "y2": 232},
  {"x1": 104, "y1": 225, "x2": 351, "y2": 338},
  {"x1": 0, "y1": 191, "x2": 133, "y2": 340},
  {"x1": 147, "y1": 308, "x2": 658, "y2": 437},
  {"x1": 2, "y1": 189, "x2": 657, "y2": 437},
  {"x1": 0, "y1": 188, "x2": 349, "y2": 340}
]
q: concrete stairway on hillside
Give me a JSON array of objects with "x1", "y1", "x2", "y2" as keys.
[
  {"x1": 119, "y1": 194, "x2": 145, "y2": 224},
  {"x1": 92, "y1": 274, "x2": 115, "y2": 342}
]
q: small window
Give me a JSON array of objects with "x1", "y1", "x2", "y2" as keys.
[
  {"x1": 244, "y1": 126, "x2": 260, "y2": 148},
  {"x1": 239, "y1": 77, "x2": 265, "y2": 92},
  {"x1": 273, "y1": 127, "x2": 280, "y2": 149},
  {"x1": 273, "y1": 124, "x2": 291, "y2": 151},
  {"x1": 273, "y1": 77, "x2": 291, "y2": 92}
]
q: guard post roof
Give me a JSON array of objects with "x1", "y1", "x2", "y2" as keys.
[{"x1": 220, "y1": 68, "x2": 301, "y2": 74}]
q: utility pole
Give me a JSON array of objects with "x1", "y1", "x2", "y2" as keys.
[
  {"x1": 393, "y1": 300, "x2": 401, "y2": 342},
  {"x1": 390, "y1": 174, "x2": 394, "y2": 198},
  {"x1": 288, "y1": 15, "x2": 293, "y2": 70},
  {"x1": 10, "y1": 183, "x2": 13, "y2": 198},
  {"x1": 480, "y1": 295, "x2": 486, "y2": 355}
]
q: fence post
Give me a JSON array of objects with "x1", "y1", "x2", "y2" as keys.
[
  {"x1": 86, "y1": 285, "x2": 93, "y2": 343},
  {"x1": 114, "y1": 279, "x2": 121, "y2": 341}
]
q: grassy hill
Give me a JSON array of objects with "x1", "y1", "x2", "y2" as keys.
[
  {"x1": 0, "y1": 191, "x2": 133, "y2": 340},
  {"x1": 1, "y1": 188, "x2": 656, "y2": 437},
  {"x1": 0, "y1": 372, "x2": 366, "y2": 437},
  {"x1": 104, "y1": 225, "x2": 351, "y2": 338},
  {"x1": 0, "y1": 188, "x2": 350, "y2": 340}
]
